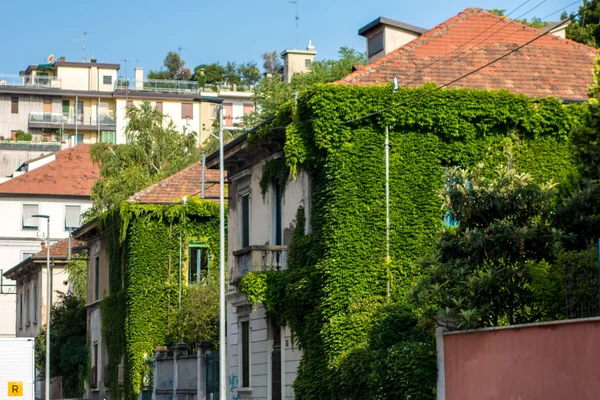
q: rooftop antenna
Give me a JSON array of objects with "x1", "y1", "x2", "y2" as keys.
[
  {"x1": 289, "y1": 0, "x2": 299, "y2": 48},
  {"x1": 72, "y1": 32, "x2": 92, "y2": 62},
  {"x1": 121, "y1": 58, "x2": 138, "y2": 84}
]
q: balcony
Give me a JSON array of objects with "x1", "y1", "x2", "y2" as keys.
[
  {"x1": 232, "y1": 245, "x2": 288, "y2": 283},
  {"x1": 115, "y1": 78, "x2": 201, "y2": 94},
  {"x1": 28, "y1": 112, "x2": 116, "y2": 129},
  {"x1": 0, "y1": 74, "x2": 61, "y2": 89}
]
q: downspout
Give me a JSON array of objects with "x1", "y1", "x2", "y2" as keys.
[{"x1": 75, "y1": 95, "x2": 78, "y2": 146}]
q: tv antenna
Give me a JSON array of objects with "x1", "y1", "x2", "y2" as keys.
[
  {"x1": 289, "y1": 0, "x2": 299, "y2": 48},
  {"x1": 121, "y1": 58, "x2": 138, "y2": 83},
  {"x1": 72, "y1": 32, "x2": 93, "y2": 62}
]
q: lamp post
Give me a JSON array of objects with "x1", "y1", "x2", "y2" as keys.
[
  {"x1": 218, "y1": 103, "x2": 226, "y2": 400},
  {"x1": 32, "y1": 214, "x2": 51, "y2": 400}
]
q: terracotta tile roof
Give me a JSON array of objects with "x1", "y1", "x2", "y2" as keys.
[
  {"x1": 0, "y1": 144, "x2": 98, "y2": 197},
  {"x1": 338, "y1": 8, "x2": 597, "y2": 101},
  {"x1": 128, "y1": 160, "x2": 221, "y2": 203},
  {"x1": 35, "y1": 237, "x2": 85, "y2": 259}
]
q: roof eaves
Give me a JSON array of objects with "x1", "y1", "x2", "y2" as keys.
[{"x1": 359, "y1": 16, "x2": 428, "y2": 36}]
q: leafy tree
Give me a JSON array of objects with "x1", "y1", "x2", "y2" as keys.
[
  {"x1": 173, "y1": 281, "x2": 219, "y2": 345},
  {"x1": 566, "y1": 0, "x2": 600, "y2": 47},
  {"x1": 571, "y1": 103, "x2": 600, "y2": 180},
  {"x1": 262, "y1": 50, "x2": 282, "y2": 75},
  {"x1": 238, "y1": 61, "x2": 261, "y2": 86},
  {"x1": 148, "y1": 51, "x2": 186, "y2": 80},
  {"x1": 64, "y1": 254, "x2": 88, "y2": 302},
  {"x1": 87, "y1": 102, "x2": 200, "y2": 216},
  {"x1": 487, "y1": 9, "x2": 554, "y2": 28},
  {"x1": 35, "y1": 293, "x2": 88, "y2": 398},
  {"x1": 193, "y1": 63, "x2": 226, "y2": 87},
  {"x1": 410, "y1": 165, "x2": 563, "y2": 330},
  {"x1": 223, "y1": 61, "x2": 242, "y2": 85}
]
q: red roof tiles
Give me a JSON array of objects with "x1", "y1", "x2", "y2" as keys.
[
  {"x1": 0, "y1": 144, "x2": 98, "y2": 197},
  {"x1": 35, "y1": 237, "x2": 84, "y2": 259},
  {"x1": 128, "y1": 160, "x2": 220, "y2": 203},
  {"x1": 338, "y1": 8, "x2": 597, "y2": 101}
]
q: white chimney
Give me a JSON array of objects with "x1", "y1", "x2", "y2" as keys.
[
  {"x1": 134, "y1": 67, "x2": 144, "y2": 90},
  {"x1": 359, "y1": 17, "x2": 427, "y2": 64}
]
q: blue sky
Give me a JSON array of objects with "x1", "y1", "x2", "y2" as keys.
[{"x1": 0, "y1": 0, "x2": 582, "y2": 78}]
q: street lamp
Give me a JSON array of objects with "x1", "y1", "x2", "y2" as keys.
[
  {"x1": 32, "y1": 214, "x2": 51, "y2": 400},
  {"x1": 217, "y1": 103, "x2": 226, "y2": 400}
]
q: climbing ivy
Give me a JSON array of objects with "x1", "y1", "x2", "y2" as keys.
[
  {"x1": 241, "y1": 83, "x2": 585, "y2": 399},
  {"x1": 100, "y1": 198, "x2": 221, "y2": 399},
  {"x1": 259, "y1": 158, "x2": 290, "y2": 198}
]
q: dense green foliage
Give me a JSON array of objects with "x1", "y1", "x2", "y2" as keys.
[
  {"x1": 259, "y1": 158, "x2": 290, "y2": 197},
  {"x1": 64, "y1": 253, "x2": 88, "y2": 302},
  {"x1": 239, "y1": 84, "x2": 584, "y2": 399},
  {"x1": 173, "y1": 279, "x2": 220, "y2": 346},
  {"x1": 35, "y1": 293, "x2": 88, "y2": 398},
  {"x1": 88, "y1": 102, "x2": 200, "y2": 216},
  {"x1": 487, "y1": 9, "x2": 554, "y2": 28},
  {"x1": 100, "y1": 199, "x2": 221, "y2": 399},
  {"x1": 410, "y1": 165, "x2": 563, "y2": 329},
  {"x1": 15, "y1": 130, "x2": 32, "y2": 141},
  {"x1": 566, "y1": 0, "x2": 600, "y2": 47}
]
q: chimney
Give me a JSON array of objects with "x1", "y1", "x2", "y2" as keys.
[
  {"x1": 359, "y1": 17, "x2": 427, "y2": 64},
  {"x1": 280, "y1": 41, "x2": 317, "y2": 83},
  {"x1": 59, "y1": 56, "x2": 67, "y2": 62},
  {"x1": 90, "y1": 58, "x2": 97, "y2": 63},
  {"x1": 134, "y1": 67, "x2": 144, "y2": 90},
  {"x1": 545, "y1": 19, "x2": 571, "y2": 39}
]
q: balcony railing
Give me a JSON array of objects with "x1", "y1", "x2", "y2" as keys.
[
  {"x1": 232, "y1": 245, "x2": 288, "y2": 283},
  {"x1": 0, "y1": 74, "x2": 61, "y2": 89},
  {"x1": 115, "y1": 78, "x2": 202, "y2": 94},
  {"x1": 28, "y1": 112, "x2": 116, "y2": 126}
]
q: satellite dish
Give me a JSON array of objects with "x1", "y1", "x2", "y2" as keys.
[{"x1": 47, "y1": 54, "x2": 55, "y2": 63}]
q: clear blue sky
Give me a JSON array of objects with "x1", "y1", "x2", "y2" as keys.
[{"x1": 0, "y1": 0, "x2": 581, "y2": 79}]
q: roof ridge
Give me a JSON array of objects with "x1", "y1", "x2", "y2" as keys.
[{"x1": 127, "y1": 159, "x2": 207, "y2": 202}]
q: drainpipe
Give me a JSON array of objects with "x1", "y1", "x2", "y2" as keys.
[
  {"x1": 75, "y1": 95, "x2": 78, "y2": 146},
  {"x1": 201, "y1": 151, "x2": 206, "y2": 199}
]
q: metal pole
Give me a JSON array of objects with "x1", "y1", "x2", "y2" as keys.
[
  {"x1": 201, "y1": 151, "x2": 206, "y2": 199},
  {"x1": 45, "y1": 217, "x2": 51, "y2": 400},
  {"x1": 97, "y1": 96, "x2": 100, "y2": 143},
  {"x1": 219, "y1": 104, "x2": 226, "y2": 400},
  {"x1": 385, "y1": 126, "x2": 391, "y2": 298},
  {"x1": 179, "y1": 234, "x2": 182, "y2": 342},
  {"x1": 68, "y1": 228, "x2": 72, "y2": 260},
  {"x1": 75, "y1": 95, "x2": 78, "y2": 146}
]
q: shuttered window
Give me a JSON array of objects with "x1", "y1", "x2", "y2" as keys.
[
  {"x1": 11, "y1": 96, "x2": 18, "y2": 114},
  {"x1": 241, "y1": 321, "x2": 250, "y2": 388},
  {"x1": 368, "y1": 30, "x2": 385, "y2": 57},
  {"x1": 241, "y1": 193, "x2": 250, "y2": 248},
  {"x1": 181, "y1": 103, "x2": 193, "y2": 119},
  {"x1": 65, "y1": 205, "x2": 81, "y2": 229},
  {"x1": 156, "y1": 102, "x2": 163, "y2": 113},
  {"x1": 22, "y1": 204, "x2": 39, "y2": 229}
]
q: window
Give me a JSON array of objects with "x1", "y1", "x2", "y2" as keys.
[
  {"x1": 156, "y1": 102, "x2": 163, "y2": 113},
  {"x1": 126, "y1": 100, "x2": 133, "y2": 110},
  {"x1": 33, "y1": 283, "x2": 37, "y2": 323},
  {"x1": 101, "y1": 130, "x2": 117, "y2": 144},
  {"x1": 21, "y1": 252, "x2": 34, "y2": 261},
  {"x1": 243, "y1": 103, "x2": 254, "y2": 116},
  {"x1": 368, "y1": 30, "x2": 385, "y2": 57},
  {"x1": 188, "y1": 243, "x2": 210, "y2": 284},
  {"x1": 241, "y1": 193, "x2": 250, "y2": 248},
  {"x1": 26, "y1": 288, "x2": 30, "y2": 325},
  {"x1": 305, "y1": 59, "x2": 312, "y2": 68},
  {"x1": 273, "y1": 184, "x2": 282, "y2": 246},
  {"x1": 65, "y1": 205, "x2": 81, "y2": 230},
  {"x1": 11, "y1": 96, "x2": 18, "y2": 114},
  {"x1": 10, "y1": 130, "x2": 17, "y2": 140},
  {"x1": 209, "y1": 103, "x2": 217, "y2": 119},
  {"x1": 18, "y1": 292, "x2": 23, "y2": 328},
  {"x1": 22, "y1": 204, "x2": 39, "y2": 230},
  {"x1": 95, "y1": 256, "x2": 100, "y2": 301},
  {"x1": 103, "y1": 75, "x2": 112, "y2": 85},
  {"x1": 93, "y1": 342, "x2": 98, "y2": 367},
  {"x1": 75, "y1": 101, "x2": 84, "y2": 123},
  {"x1": 241, "y1": 320, "x2": 250, "y2": 388},
  {"x1": 181, "y1": 103, "x2": 193, "y2": 119},
  {"x1": 62, "y1": 100, "x2": 70, "y2": 116}
]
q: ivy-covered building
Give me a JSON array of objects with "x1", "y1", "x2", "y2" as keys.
[
  {"x1": 207, "y1": 8, "x2": 596, "y2": 400},
  {"x1": 73, "y1": 161, "x2": 221, "y2": 400}
]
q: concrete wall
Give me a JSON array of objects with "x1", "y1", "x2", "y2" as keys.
[
  {"x1": 441, "y1": 318, "x2": 600, "y2": 400},
  {"x1": 0, "y1": 94, "x2": 53, "y2": 140},
  {"x1": 0, "y1": 150, "x2": 54, "y2": 178},
  {"x1": 155, "y1": 354, "x2": 200, "y2": 400}
]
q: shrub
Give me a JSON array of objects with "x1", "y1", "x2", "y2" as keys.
[{"x1": 15, "y1": 130, "x2": 32, "y2": 141}]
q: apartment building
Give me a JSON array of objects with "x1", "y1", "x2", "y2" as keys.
[{"x1": 0, "y1": 59, "x2": 254, "y2": 146}]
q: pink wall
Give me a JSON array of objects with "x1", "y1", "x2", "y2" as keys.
[{"x1": 444, "y1": 318, "x2": 600, "y2": 400}]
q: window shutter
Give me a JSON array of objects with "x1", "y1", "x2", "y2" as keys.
[
  {"x1": 11, "y1": 96, "x2": 18, "y2": 114},
  {"x1": 65, "y1": 205, "x2": 81, "y2": 229},
  {"x1": 22, "y1": 205, "x2": 39, "y2": 229},
  {"x1": 181, "y1": 103, "x2": 193, "y2": 119},
  {"x1": 156, "y1": 102, "x2": 163, "y2": 113}
]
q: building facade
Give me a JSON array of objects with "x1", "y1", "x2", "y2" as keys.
[
  {"x1": 206, "y1": 130, "x2": 307, "y2": 400},
  {"x1": 0, "y1": 144, "x2": 96, "y2": 337}
]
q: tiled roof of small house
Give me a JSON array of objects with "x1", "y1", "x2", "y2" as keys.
[
  {"x1": 0, "y1": 144, "x2": 98, "y2": 197},
  {"x1": 338, "y1": 8, "x2": 597, "y2": 101}
]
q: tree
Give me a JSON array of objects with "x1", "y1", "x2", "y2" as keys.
[
  {"x1": 64, "y1": 254, "x2": 87, "y2": 302},
  {"x1": 262, "y1": 50, "x2": 282, "y2": 75},
  {"x1": 87, "y1": 102, "x2": 200, "y2": 216},
  {"x1": 35, "y1": 293, "x2": 88, "y2": 398},
  {"x1": 238, "y1": 61, "x2": 261, "y2": 86},
  {"x1": 148, "y1": 51, "x2": 186, "y2": 80},
  {"x1": 566, "y1": 0, "x2": 600, "y2": 47},
  {"x1": 487, "y1": 9, "x2": 554, "y2": 28},
  {"x1": 173, "y1": 281, "x2": 219, "y2": 345},
  {"x1": 410, "y1": 165, "x2": 563, "y2": 330},
  {"x1": 193, "y1": 63, "x2": 226, "y2": 87},
  {"x1": 223, "y1": 61, "x2": 242, "y2": 85}
]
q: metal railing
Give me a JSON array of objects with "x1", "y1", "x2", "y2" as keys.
[
  {"x1": 115, "y1": 78, "x2": 201, "y2": 94},
  {"x1": 232, "y1": 245, "x2": 288, "y2": 283},
  {"x1": 0, "y1": 74, "x2": 61, "y2": 89},
  {"x1": 28, "y1": 112, "x2": 116, "y2": 126}
]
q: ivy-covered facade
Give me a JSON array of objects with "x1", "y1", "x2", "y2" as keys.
[
  {"x1": 74, "y1": 162, "x2": 221, "y2": 400},
  {"x1": 216, "y1": 83, "x2": 586, "y2": 399}
]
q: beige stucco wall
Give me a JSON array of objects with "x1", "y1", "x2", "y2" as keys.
[
  {"x1": 366, "y1": 26, "x2": 420, "y2": 64},
  {"x1": 282, "y1": 52, "x2": 316, "y2": 83},
  {"x1": 57, "y1": 66, "x2": 91, "y2": 91}
]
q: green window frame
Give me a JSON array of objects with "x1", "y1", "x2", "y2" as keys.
[
  {"x1": 101, "y1": 130, "x2": 117, "y2": 144},
  {"x1": 188, "y1": 241, "x2": 210, "y2": 284}
]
